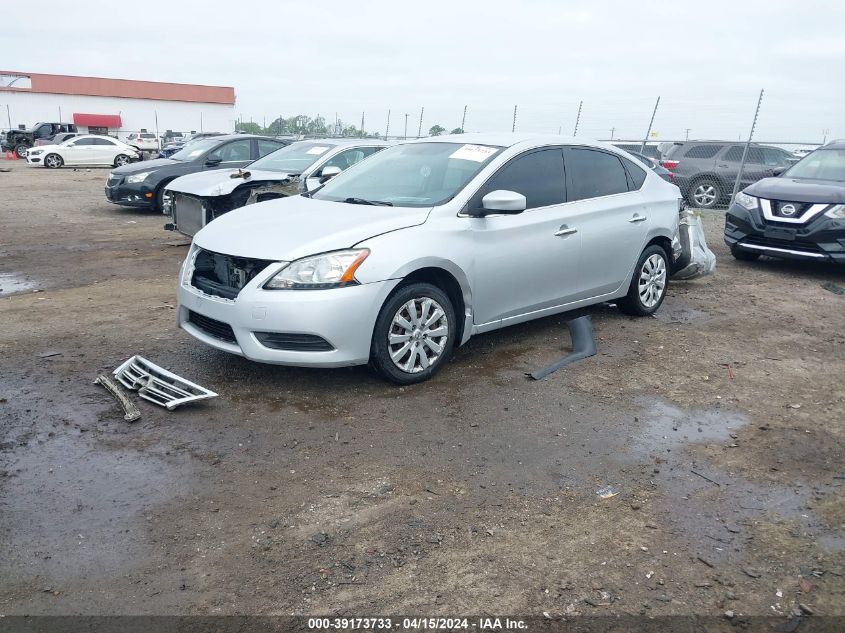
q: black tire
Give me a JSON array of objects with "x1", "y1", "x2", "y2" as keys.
[
  {"x1": 730, "y1": 245, "x2": 761, "y2": 261},
  {"x1": 153, "y1": 181, "x2": 172, "y2": 212},
  {"x1": 617, "y1": 245, "x2": 669, "y2": 316},
  {"x1": 114, "y1": 153, "x2": 131, "y2": 167},
  {"x1": 371, "y1": 282, "x2": 456, "y2": 385},
  {"x1": 15, "y1": 144, "x2": 30, "y2": 159},
  {"x1": 687, "y1": 177, "x2": 722, "y2": 209},
  {"x1": 44, "y1": 153, "x2": 64, "y2": 169}
]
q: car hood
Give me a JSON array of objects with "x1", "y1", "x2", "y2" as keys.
[
  {"x1": 746, "y1": 177, "x2": 845, "y2": 204},
  {"x1": 193, "y1": 196, "x2": 430, "y2": 261},
  {"x1": 112, "y1": 157, "x2": 178, "y2": 175},
  {"x1": 166, "y1": 168, "x2": 294, "y2": 197}
]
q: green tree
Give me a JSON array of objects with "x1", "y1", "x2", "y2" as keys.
[
  {"x1": 429, "y1": 124, "x2": 446, "y2": 136},
  {"x1": 450, "y1": 127, "x2": 464, "y2": 134},
  {"x1": 235, "y1": 121, "x2": 262, "y2": 134}
]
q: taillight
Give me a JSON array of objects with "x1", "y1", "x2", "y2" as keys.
[
  {"x1": 660, "y1": 160, "x2": 679, "y2": 171},
  {"x1": 667, "y1": 171, "x2": 674, "y2": 182}
]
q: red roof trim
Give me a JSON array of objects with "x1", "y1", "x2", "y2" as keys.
[
  {"x1": 73, "y1": 113, "x2": 122, "y2": 128},
  {"x1": 0, "y1": 71, "x2": 235, "y2": 105}
]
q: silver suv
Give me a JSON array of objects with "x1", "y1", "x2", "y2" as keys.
[{"x1": 177, "y1": 134, "x2": 682, "y2": 384}]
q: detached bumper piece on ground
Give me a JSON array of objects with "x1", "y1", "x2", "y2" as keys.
[
  {"x1": 528, "y1": 315, "x2": 598, "y2": 380},
  {"x1": 94, "y1": 374, "x2": 141, "y2": 422},
  {"x1": 113, "y1": 355, "x2": 217, "y2": 410}
]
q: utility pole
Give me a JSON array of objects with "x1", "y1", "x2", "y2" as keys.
[
  {"x1": 572, "y1": 100, "x2": 583, "y2": 136},
  {"x1": 512, "y1": 105, "x2": 517, "y2": 133},
  {"x1": 685, "y1": 128, "x2": 691, "y2": 140},
  {"x1": 639, "y1": 96, "x2": 660, "y2": 153},
  {"x1": 417, "y1": 107, "x2": 424, "y2": 137},
  {"x1": 822, "y1": 128, "x2": 830, "y2": 143},
  {"x1": 461, "y1": 105, "x2": 467, "y2": 133},
  {"x1": 730, "y1": 89, "x2": 765, "y2": 205},
  {"x1": 610, "y1": 127, "x2": 615, "y2": 140},
  {"x1": 404, "y1": 113, "x2": 409, "y2": 140},
  {"x1": 385, "y1": 109, "x2": 391, "y2": 139},
  {"x1": 361, "y1": 111, "x2": 365, "y2": 137}
]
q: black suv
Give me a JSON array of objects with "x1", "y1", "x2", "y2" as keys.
[
  {"x1": 2, "y1": 122, "x2": 78, "y2": 158},
  {"x1": 660, "y1": 141, "x2": 796, "y2": 209},
  {"x1": 724, "y1": 141, "x2": 845, "y2": 263},
  {"x1": 105, "y1": 135, "x2": 290, "y2": 211}
]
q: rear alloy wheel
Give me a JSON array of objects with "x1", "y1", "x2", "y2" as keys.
[
  {"x1": 44, "y1": 153, "x2": 63, "y2": 169},
  {"x1": 371, "y1": 282, "x2": 456, "y2": 384},
  {"x1": 618, "y1": 245, "x2": 669, "y2": 316},
  {"x1": 689, "y1": 178, "x2": 721, "y2": 209},
  {"x1": 114, "y1": 154, "x2": 131, "y2": 167}
]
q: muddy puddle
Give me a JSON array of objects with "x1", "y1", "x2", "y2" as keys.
[
  {"x1": 0, "y1": 272, "x2": 39, "y2": 296},
  {"x1": 0, "y1": 431, "x2": 191, "y2": 585}
]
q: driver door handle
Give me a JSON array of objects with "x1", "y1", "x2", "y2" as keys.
[
  {"x1": 555, "y1": 225, "x2": 577, "y2": 237},
  {"x1": 629, "y1": 214, "x2": 647, "y2": 223}
]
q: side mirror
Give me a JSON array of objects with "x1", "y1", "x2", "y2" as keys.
[
  {"x1": 319, "y1": 165, "x2": 342, "y2": 183},
  {"x1": 772, "y1": 166, "x2": 787, "y2": 176},
  {"x1": 205, "y1": 155, "x2": 222, "y2": 166},
  {"x1": 479, "y1": 190, "x2": 527, "y2": 215}
]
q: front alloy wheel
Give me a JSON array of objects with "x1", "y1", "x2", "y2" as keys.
[
  {"x1": 618, "y1": 245, "x2": 669, "y2": 316},
  {"x1": 44, "y1": 154, "x2": 63, "y2": 169},
  {"x1": 372, "y1": 282, "x2": 456, "y2": 384}
]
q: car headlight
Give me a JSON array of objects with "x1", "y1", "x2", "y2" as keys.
[
  {"x1": 734, "y1": 191, "x2": 758, "y2": 210},
  {"x1": 126, "y1": 171, "x2": 152, "y2": 183},
  {"x1": 824, "y1": 204, "x2": 845, "y2": 219},
  {"x1": 264, "y1": 249, "x2": 369, "y2": 290},
  {"x1": 28, "y1": 149, "x2": 43, "y2": 156}
]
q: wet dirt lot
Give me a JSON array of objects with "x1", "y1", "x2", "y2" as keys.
[{"x1": 1, "y1": 160, "x2": 844, "y2": 619}]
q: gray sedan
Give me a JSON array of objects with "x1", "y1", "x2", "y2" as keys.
[{"x1": 177, "y1": 134, "x2": 683, "y2": 383}]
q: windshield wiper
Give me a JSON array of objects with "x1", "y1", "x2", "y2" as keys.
[{"x1": 344, "y1": 197, "x2": 393, "y2": 206}]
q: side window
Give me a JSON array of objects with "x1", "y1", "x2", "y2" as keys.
[
  {"x1": 323, "y1": 147, "x2": 381, "y2": 171},
  {"x1": 257, "y1": 139, "x2": 285, "y2": 157},
  {"x1": 94, "y1": 138, "x2": 117, "y2": 145},
  {"x1": 472, "y1": 149, "x2": 565, "y2": 210},
  {"x1": 724, "y1": 146, "x2": 763, "y2": 164},
  {"x1": 621, "y1": 157, "x2": 647, "y2": 189},
  {"x1": 565, "y1": 148, "x2": 630, "y2": 201},
  {"x1": 213, "y1": 140, "x2": 252, "y2": 162},
  {"x1": 71, "y1": 138, "x2": 96, "y2": 146},
  {"x1": 683, "y1": 145, "x2": 722, "y2": 159},
  {"x1": 762, "y1": 148, "x2": 789, "y2": 166}
]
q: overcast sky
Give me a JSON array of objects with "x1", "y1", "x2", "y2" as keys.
[{"x1": 5, "y1": 0, "x2": 844, "y2": 142}]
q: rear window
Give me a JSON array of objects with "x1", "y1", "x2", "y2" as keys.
[
  {"x1": 566, "y1": 148, "x2": 630, "y2": 201},
  {"x1": 683, "y1": 145, "x2": 722, "y2": 159},
  {"x1": 621, "y1": 157, "x2": 647, "y2": 189}
]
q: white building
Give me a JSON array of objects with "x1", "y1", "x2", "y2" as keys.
[{"x1": 0, "y1": 71, "x2": 236, "y2": 140}]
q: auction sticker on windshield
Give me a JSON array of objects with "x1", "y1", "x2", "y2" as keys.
[
  {"x1": 307, "y1": 146, "x2": 331, "y2": 155},
  {"x1": 449, "y1": 144, "x2": 498, "y2": 162}
]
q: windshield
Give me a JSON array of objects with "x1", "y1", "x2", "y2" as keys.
[
  {"x1": 249, "y1": 141, "x2": 337, "y2": 173},
  {"x1": 313, "y1": 142, "x2": 503, "y2": 207},
  {"x1": 169, "y1": 138, "x2": 220, "y2": 161},
  {"x1": 784, "y1": 149, "x2": 845, "y2": 182}
]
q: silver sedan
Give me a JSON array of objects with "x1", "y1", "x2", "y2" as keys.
[{"x1": 177, "y1": 133, "x2": 682, "y2": 383}]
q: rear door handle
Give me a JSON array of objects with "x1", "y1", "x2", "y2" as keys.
[
  {"x1": 629, "y1": 214, "x2": 647, "y2": 223},
  {"x1": 554, "y1": 225, "x2": 577, "y2": 237}
]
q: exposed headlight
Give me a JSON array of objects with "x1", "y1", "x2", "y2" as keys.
[
  {"x1": 264, "y1": 249, "x2": 369, "y2": 290},
  {"x1": 734, "y1": 191, "x2": 758, "y2": 210},
  {"x1": 824, "y1": 204, "x2": 845, "y2": 219},
  {"x1": 28, "y1": 149, "x2": 43, "y2": 156},
  {"x1": 126, "y1": 171, "x2": 152, "y2": 183}
]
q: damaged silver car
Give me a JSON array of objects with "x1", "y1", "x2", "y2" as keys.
[{"x1": 163, "y1": 139, "x2": 389, "y2": 236}]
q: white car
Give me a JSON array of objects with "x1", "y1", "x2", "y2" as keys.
[
  {"x1": 125, "y1": 132, "x2": 159, "y2": 152},
  {"x1": 26, "y1": 135, "x2": 139, "y2": 168}
]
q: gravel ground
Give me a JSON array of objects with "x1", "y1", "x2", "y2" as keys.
[{"x1": 1, "y1": 160, "x2": 844, "y2": 620}]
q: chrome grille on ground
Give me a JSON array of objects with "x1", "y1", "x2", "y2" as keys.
[
  {"x1": 187, "y1": 310, "x2": 237, "y2": 343},
  {"x1": 190, "y1": 248, "x2": 274, "y2": 300},
  {"x1": 254, "y1": 332, "x2": 334, "y2": 352}
]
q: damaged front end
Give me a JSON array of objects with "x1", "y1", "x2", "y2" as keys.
[
  {"x1": 671, "y1": 206, "x2": 716, "y2": 280},
  {"x1": 166, "y1": 174, "x2": 301, "y2": 237}
]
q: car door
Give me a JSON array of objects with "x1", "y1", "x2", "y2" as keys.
[
  {"x1": 204, "y1": 138, "x2": 253, "y2": 170},
  {"x1": 562, "y1": 147, "x2": 649, "y2": 299},
  {"x1": 720, "y1": 145, "x2": 768, "y2": 189},
  {"x1": 64, "y1": 137, "x2": 97, "y2": 165},
  {"x1": 93, "y1": 137, "x2": 119, "y2": 163},
  {"x1": 466, "y1": 147, "x2": 579, "y2": 326}
]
